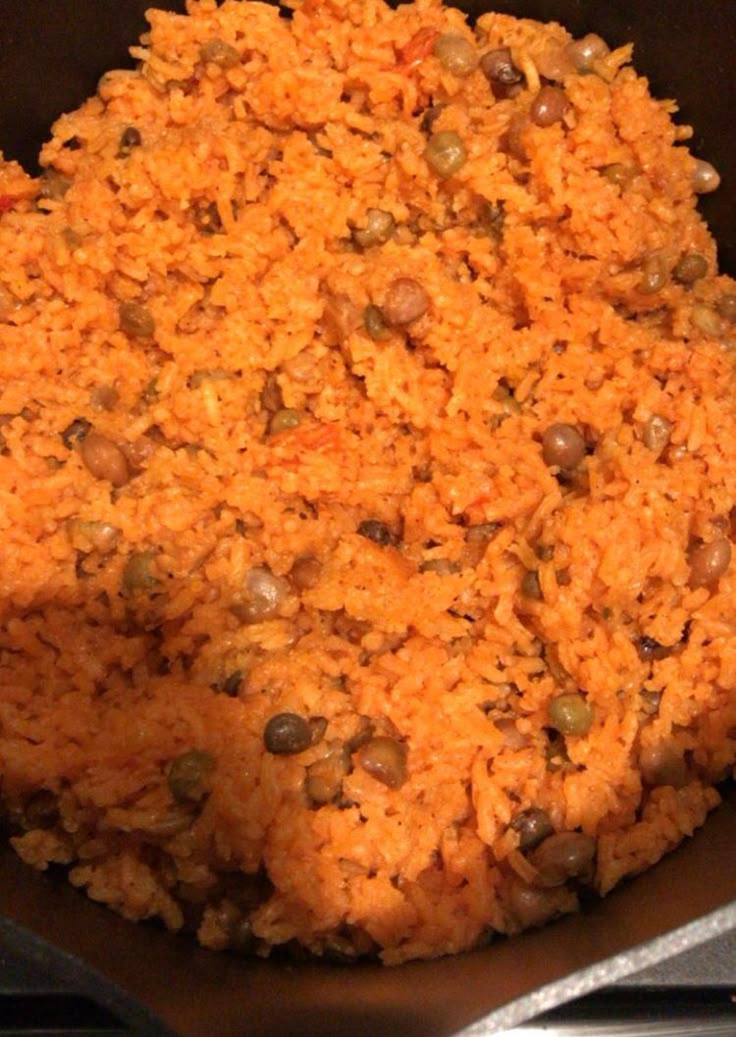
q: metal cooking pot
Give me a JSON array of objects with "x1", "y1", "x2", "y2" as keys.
[{"x1": 1, "y1": 2, "x2": 735, "y2": 1034}]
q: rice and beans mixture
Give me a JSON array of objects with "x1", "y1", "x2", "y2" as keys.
[{"x1": 0, "y1": 0, "x2": 735, "y2": 963}]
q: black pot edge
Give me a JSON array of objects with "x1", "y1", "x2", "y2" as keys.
[
  {"x1": 2, "y1": 786, "x2": 735, "y2": 1037},
  {"x1": 0, "y1": 913, "x2": 173, "y2": 1036}
]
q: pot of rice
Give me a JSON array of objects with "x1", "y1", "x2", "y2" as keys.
[{"x1": 1, "y1": 0, "x2": 735, "y2": 1033}]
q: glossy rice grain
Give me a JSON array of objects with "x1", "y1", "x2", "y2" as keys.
[{"x1": 0, "y1": 0, "x2": 734, "y2": 968}]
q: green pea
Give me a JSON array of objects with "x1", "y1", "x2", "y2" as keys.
[
  {"x1": 364, "y1": 304, "x2": 391, "y2": 341},
  {"x1": 268, "y1": 409, "x2": 302, "y2": 435},
  {"x1": 122, "y1": 551, "x2": 159, "y2": 595},
  {"x1": 433, "y1": 34, "x2": 478, "y2": 78},
  {"x1": 167, "y1": 749, "x2": 215, "y2": 803},
  {"x1": 424, "y1": 131, "x2": 468, "y2": 179},
  {"x1": 119, "y1": 301, "x2": 155, "y2": 338},
  {"x1": 548, "y1": 692, "x2": 594, "y2": 736},
  {"x1": 601, "y1": 163, "x2": 638, "y2": 189},
  {"x1": 352, "y1": 209, "x2": 395, "y2": 248}
]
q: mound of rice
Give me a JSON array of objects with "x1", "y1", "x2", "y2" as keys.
[{"x1": 0, "y1": 0, "x2": 735, "y2": 964}]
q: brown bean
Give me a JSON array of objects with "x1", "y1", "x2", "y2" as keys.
[
  {"x1": 716, "y1": 294, "x2": 736, "y2": 324},
  {"x1": 692, "y1": 159, "x2": 720, "y2": 195},
  {"x1": 63, "y1": 228, "x2": 82, "y2": 256},
  {"x1": 642, "y1": 414, "x2": 673, "y2": 455},
  {"x1": 268, "y1": 409, "x2": 302, "y2": 436},
  {"x1": 665, "y1": 443, "x2": 688, "y2": 465},
  {"x1": 80, "y1": 432, "x2": 130, "y2": 487},
  {"x1": 566, "y1": 33, "x2": 610, "y2": 73},
  {"x1": 192, "y1": 200, "x2": 223, "y2": 235},
  {"x1": 260, "y1": 373, "x2": 283, "y2": 414},
  {"x1": 122, "y1": 551, "x2": 159, "y2": 594},
  {"x1": 39, "y1": 169, "x2": 71, "y2": 200},
  {"x1": 521, "y1": 569, "x2": 543, "y2": 600},
  {"x1": 601, "y1": 163, "x2": 639, "y2": 190},
  {"x1": 89, "y1": 384, "x2": 119, "y2": 411},
  {"x1": 382, "y1": 278, "x2": 430, "y2": 327},
  {"x1": 289, "y1": 554, "x2": 322, "y2": 591},
  {"x1": 536, "y1": 45, "x2": 575, "y2": 82},
  {"x1": 465, "y1": 522, "x2": 501, "y2": 543},
  {"x1": 333, "y1": 611, "x2": 371, "y2": 645},
  {"x1": 419, "y1": 558, "x2": 460, "y2": 575},
  {"x1": 305, "y1": 744, "x2": 351, "y2": 806},
  {"x1": 67, "y1": 518, "x2": 120, "y2": 555},
  {"x1": 346, "y1": 716, "x2": 375, "y2": 752},
  {"x1": 264, "y1": 713, "x2": 312, "y2": 755},
  {"x1": 673, "y1": 253, "x2": 708, "y2": 285},
  {"x1": 352, "y1": 208, "x2": 395, "y2": 249},
  {"x1": 480, "y1": 48, "x2": 525, "y2": 99},
  {"x1": 359, "y1": 736, "x2": 408, "y2": 789},
  {"x1": 691, "y1": 303, "x2": 724, "y2": 338},
  {"x1": 480, "y1": 201, "x2": 505, "y2": 239},
  {"x1": 119, "y1": 301, "x2": 155, "y2": 338},
  {"x1": 463, "y1": 522, "x2": 501, "y2": 567},
  {"x1": 61, "y1": 417, "x2": 91, "y2": 449},
  {"x1": 530, "y1": 86, "x2": 569, "y2": 128},
  {"x1": 639, "y1": 689, "x2": 662, "y2": 716},
  {"x1": 357, "y1": 519, "x2": 397, "y2": 547},
  {"x1": 637, "y1": 635, "x2": 672, "y2": 662},
  {"x1": 118, "y1": 126, "x2": 142, "y2": 157},
  {"x1": 238, "y1": 566, "x2": 290, "y2": 622},
  {"x1": 688, "y1": 538, "x2": 731, "y2": 588},
  {"x1": 200, "y1": 38, "x2": 241, "y2": 69},
  {"x1": 167, "y1": 749, "x2": 215, "y2": 803},
  {"x1": 322, "y1": 292, "x2": 360, "y2": 343},
  {"x1": 216, "y1": 671, "x2": 243, "y2": 697},
  {"x1": 511, "y1": 808, "x2": 554, "y2": 852},
  {"x1": 309, "y1": 716, "x2": 328, "y2": 745},
  {"x1": 121, "y1": 433, "x2": 157, "y2": 472},
  {"x1": 639, "y1": 744, "x2": 689, "y2": 789},
  {"x1": 507, "y1": 877, "x2": 564, "y2": 928},
  {"x1": 542, "y1": 423, "x2": 586, "y2": 470},
  {"x1": 282, "y1": 351, "x2": 317, "y2": 383},
  {"x1": 364, "y1": 304, "x2": 391, "y2": 341},
  {"x1": 528, "y1": 831, "x2": 596, "y2": 887},
  {"x1": 637, "y1": 253, "x2": 668, "y2": 295}
]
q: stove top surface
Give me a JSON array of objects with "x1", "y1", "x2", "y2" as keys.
[{"x1": 2, "y1": 927, "x2": 735, "y2": 1036}]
